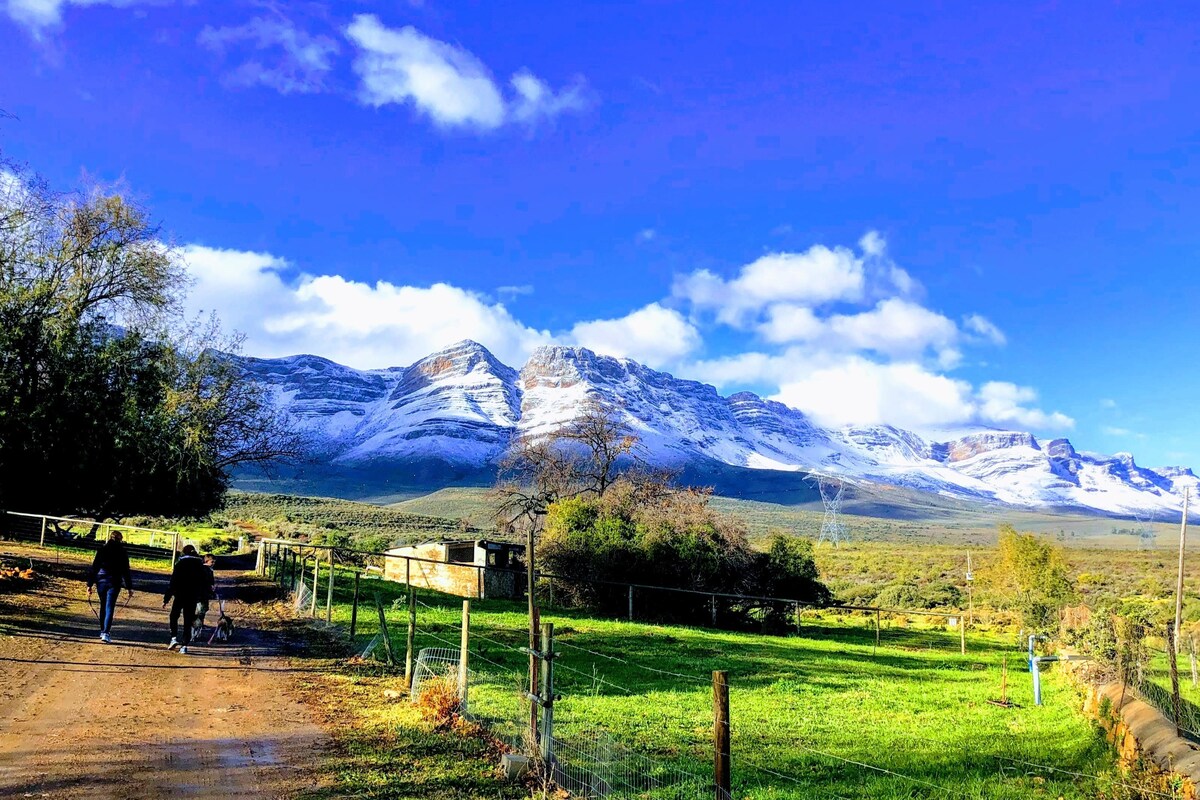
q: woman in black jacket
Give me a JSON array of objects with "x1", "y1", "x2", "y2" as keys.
[{"x1": 86, "y1": 531, "x2": 134, "y2": 644}]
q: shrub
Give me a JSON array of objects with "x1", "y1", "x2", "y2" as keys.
[
  {"x1": 197, "y1": 534, "x2": 241, "y2": 555},
  {"x1": 539, "y1": 483, "x2": 830, "y2": 629},
  {"x1": 874, "y1": 580, "x2": 962, "y2": 610},
  {"x1": 414, "y1": 671, "x2": 462, "y2": 728}
]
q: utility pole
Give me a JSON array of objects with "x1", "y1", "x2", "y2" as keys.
[{"x1": 1175, "y1": 488, "x2": 1190, "y2": 652}]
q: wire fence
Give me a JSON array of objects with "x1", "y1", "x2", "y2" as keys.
[
  {"x1": 1124, "y1": 634, "x2": 1200, "y2": 742},
  {"x1": 255, "y1": 535, "x2": 974, "y2": 658},
  {"x1": 0, "y1": 510, "x2": 179, "y2": 559},
  {"x1": 254, "y1": 537, "x2": 1177, "y2": 800}
]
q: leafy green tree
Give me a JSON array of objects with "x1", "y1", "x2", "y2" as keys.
[{"x1": 0, "y1": 161, "x2": 299, "y2": 520}]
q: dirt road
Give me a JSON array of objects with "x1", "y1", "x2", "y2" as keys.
[{"x1": 0, "y1": 551, "x2": 329, "y2": 799}]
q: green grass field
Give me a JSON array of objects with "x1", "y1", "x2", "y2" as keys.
[{"x1": 277, "y1": 559, "x2": 1135, "y2": 800}]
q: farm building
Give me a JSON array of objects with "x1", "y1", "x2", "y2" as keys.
[{"x1": 383, "y1": 539, "x2": 525, "y2": 600}]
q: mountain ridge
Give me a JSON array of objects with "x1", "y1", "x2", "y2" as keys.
[{"x1": 237, "y1": 339, "x2": 1192, "y2": 520}]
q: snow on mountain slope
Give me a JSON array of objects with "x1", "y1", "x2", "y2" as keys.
[
  {"x1": 235, "y1": 340, "x2": 1192, "y2": 518},
  {"x1": 342, "y1": 341, "x2": 521, "y2": 463}
]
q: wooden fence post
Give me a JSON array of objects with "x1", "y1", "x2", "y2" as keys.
[
  {"x1": 404, "y1": 587, "x2": 416, "y2": 687},
  {"x1": 713, "y1": 670, "x2": 731, "y2": 800},
  {"x1": 459, "y1": 600, "x2": 471, "y2": 711},
  {"x1": 310, "y1": 557, "x2": 319, "y2": 617},
  {"x1": 874, "y1": 609, "x2": 881, "y2": 654},
  {"x1": 628, "y1": 585, "x2": 634, "y2": 622},
  {"x1": 39, "y1": 516, "x2": 46, "y2": 548},
  {"x1": 374, "y1": 593, "x2": 395, "y2": 666},
  {"x1": 326, "y1": 548, "x2": 335, "y2": 624},
  {"x1": 350, "y1": 571, "x2": 361, "y2": 639},
  {"x1": 1168, "y1": 624, "x2": 1183, "y2": 737},
  {"x1": 960, "y1": 612, "x2": 966, "y2": 655},
  {"x1": 711, "y1": 594, "x2": 718, "y2": 627}
]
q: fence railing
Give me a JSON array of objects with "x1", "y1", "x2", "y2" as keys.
[{"x1": 0, "y1": 510, "x2": 180, "y2": 559}]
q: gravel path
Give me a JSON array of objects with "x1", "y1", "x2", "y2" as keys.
[{"x1": 0, "y1": 550, "x2": 329, "y2": 799}]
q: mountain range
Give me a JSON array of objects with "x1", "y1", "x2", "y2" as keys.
[{"x1": 236, "y1": 340, "x2": 1195, "y2": 519}]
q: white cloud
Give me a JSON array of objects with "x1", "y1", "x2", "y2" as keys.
[
  {"x1": 345, "y1": 14, "x2": 589, "y2": 131},
  {"x1": 772, "y1": 358, "x2": 976, "y2": 431},
  {"x1": 827, "y1": 299, "x2": 959, "y2": 358},
  {"x1": 1103, "y1": 425, "x2": 1133, "y2": 437},
  {"x1": 5, "y1": 0, "x2": 149, "y2": 38},
  {"x1": 963, "y1": 313, "x2": 1007, "y2": 346},
  {"x1": 756, "y1": 298, "x2": 959, "y2": 365},
  {"x1": 1100, "y1": 398, "x2": 1118, "y2": 410},
  {"x1": 690, "y1": 349, "x2": 1073, "y2": 434},
  {"x1": 510, "y1": 69, "x2": 588, "y2": 124},
  {"x1": 181, "y1": 245, "x2": 552, "y2": 369},
  {"x1": 637, "y1": 228, "x2": 657, "y2": 242},
  {"x1": 757, "y1": 305, "x2": 823, "y2": 343},
  {"x1": 497, "y1": 284, "x2": 533, "y2": 299},
  {"x1": 570, "y1": 303, "x2": 700, "y2": 368},
  {"x1": 976, "y1": 382, "x2": 1074, "y2": 430},
  {"x1": 674, "y1": 244, "x2": 866, "y2": 326},
  {"x1": 859, "y1": 230, "x2": 886, "y2": 257},
  {"x1": 673, "y1": 231, "x2": 928, "y2": 332},
  {"x1": 199, "y1": 16, "x2": 339, "y2": 95}
]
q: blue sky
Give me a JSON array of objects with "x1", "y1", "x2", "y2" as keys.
[{"x1": 2, "y1": 1, "x2": 1197, "y2": 466}]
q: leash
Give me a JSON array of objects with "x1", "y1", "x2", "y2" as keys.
[{"x1": 86, "y1": 594, "x2": 100, "y2": 619}]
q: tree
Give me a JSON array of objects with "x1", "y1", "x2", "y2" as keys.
[
  {"x1": 983, "y1": 525, "x2": 1076, "y2": 630},
  {"x1": 0, "y1": 161, "x2": 300, "y2": 519}
]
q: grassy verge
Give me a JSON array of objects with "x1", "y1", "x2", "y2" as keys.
[
  {"x1": 275, "y1": 562, "x2": 1141, "y2": 800},
  {"x1": 288, "y1": 656, "x2": 528, "y2": 800}
]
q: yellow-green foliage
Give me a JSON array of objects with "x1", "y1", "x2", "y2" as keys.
[{"x1": 981, "y1": 525, "x2": 1075, "y2": 629}]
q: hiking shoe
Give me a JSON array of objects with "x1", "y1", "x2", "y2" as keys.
[
  {"x1": 179, "y1": 646, "x2": 189, "y2": 655},
  {"x1": 168, "y1": 638, "x2": 179, "y2": 651},
  {"x1": 100, "y1": 633, "x2": 111, "y2": 644}
]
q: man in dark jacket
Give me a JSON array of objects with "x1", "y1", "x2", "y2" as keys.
[
  {"x1": 163, "y1": 545, "x2": 208, "y2": 654},
  {"x1": 86, "y1": 531, "x2": 133, "y2": 644}
]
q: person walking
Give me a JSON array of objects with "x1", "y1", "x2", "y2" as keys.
[
  {"x1": 86, "y1": 531, "x2": 133, "y2": 644},
  {"x1": 163, "y1": 544, "x2": 208, "y2": 654}
]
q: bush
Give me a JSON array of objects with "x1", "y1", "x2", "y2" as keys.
[
  {"x1": 874, "y1": 580, "x2": 962, "y2": 610},
  {"x1": 539, "y1": 483, "x2": 830, "y2": 629},
  {"x1": 196, "y1": 534, "x2": 241, "y2": 555}
]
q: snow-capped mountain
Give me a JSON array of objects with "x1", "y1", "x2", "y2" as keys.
[{"x1": 237, "y1": 340, "x2": 1193, "y2": 518}]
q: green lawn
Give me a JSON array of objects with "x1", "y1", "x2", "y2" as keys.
[{"x1": 280, "y1": 560, "x2": 1139, "y2": 800}]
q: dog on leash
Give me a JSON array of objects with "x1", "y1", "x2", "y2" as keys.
[
  {"x1": 191, "y1": 599, "x2": 208, "y2": 642},
  {"x1": 208, "y1": 600, "x2": 235, "y2": 644}
]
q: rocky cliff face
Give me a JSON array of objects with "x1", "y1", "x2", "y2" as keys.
[{"x1": 236, "y1": 340, "x2": 1193, "y2": 517}]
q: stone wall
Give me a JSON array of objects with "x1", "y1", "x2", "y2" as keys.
[
  {"x1": 383, "y1": 545, "x2": 485, "y2": 598},
  {"x1": 1081, "y1": 680, "x2": 1200, "y2": 797}
]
